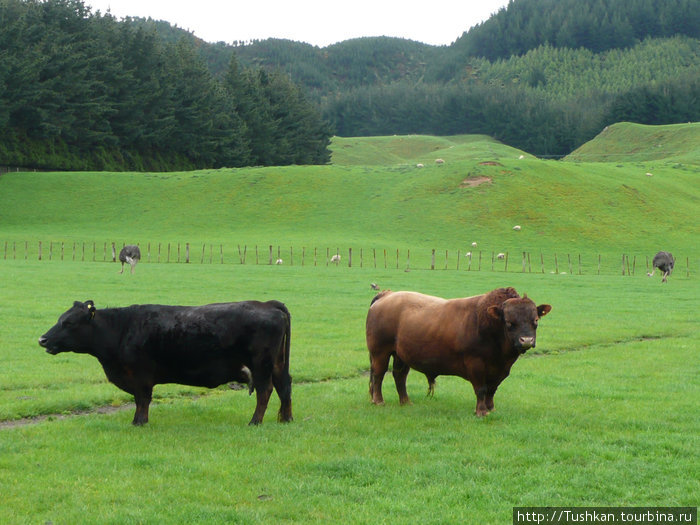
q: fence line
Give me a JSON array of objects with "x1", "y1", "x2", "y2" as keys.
[{"x1": 1, "y1": 240, "x2": 695, "y2": 277}]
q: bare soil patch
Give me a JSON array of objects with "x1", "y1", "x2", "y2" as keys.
[{"x1": 460, "y1": 176, "x2": 492, "y2": 188}]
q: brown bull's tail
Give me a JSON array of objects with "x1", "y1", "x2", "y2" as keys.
[{"x1": 370, "y1": 290, "x2": 392, "y2": 306}]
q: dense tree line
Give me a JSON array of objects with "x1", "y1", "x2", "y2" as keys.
[{"x1": 0, "y1": 0, "x2": 331, "y2": 171}]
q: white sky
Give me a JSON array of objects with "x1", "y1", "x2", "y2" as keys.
[{"x1": 84, "y1": 1, "x2": 510, "y2": 47}]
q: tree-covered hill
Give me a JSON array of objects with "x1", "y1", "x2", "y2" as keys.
[
  {"x1": 188, "y1": 0, "x2": 700, "y2": 157},
  {"x1": 452, "y1": 0, "x2": 700, "y2": 61}
]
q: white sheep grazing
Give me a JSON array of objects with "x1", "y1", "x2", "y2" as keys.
[
  {"x1": 435, "y1": 158, "x2": 445, "y2": 165},
  {"x1": 471, "y1": 242, "x2": 478, "y2": 247},
  {"x1": 416, "y1": 163, "x2": 424, "y2": 168},
  {"x1": 497, "y1": 253, "x2": 506, "y2": 259},
  {"x1": 465, "y1": 252, "x2": 472, "y2": 257},
  {"x1": 275, "y1": 258, "x2": 283, "y2": 265},
  {"x1": 519, "y1": 155, "x2": 525, "y2": 160},
  {"x1": 330, "y1": 254, "x2": 341, "y2": 264},
  {"x1": 513, "y1": 225, "x2": 521, "y2": 231}
]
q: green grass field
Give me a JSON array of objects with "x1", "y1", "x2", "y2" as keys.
[{"x1": 1, "y1": 124, "x2": 698, "y2": 523}]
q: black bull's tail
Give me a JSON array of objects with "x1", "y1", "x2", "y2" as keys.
[{"x1": 270, "y1": 301, "x2": 293, "y2": 422}]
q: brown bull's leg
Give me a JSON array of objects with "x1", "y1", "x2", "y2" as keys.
[
  {"x1": 132, "y1": 386, "x2": 153, "y2": 425},
  {"x1": 369, "y1": 353, "x2": 391, "y2": 405},
  {"x1": 473, "y1": 384, "x2": 490, "y2": 417},
  {"x1": 392, "y1": 355, "x2": 412, "y2": 405},
  {"x1": 485, "y1": 385, "x2": 498, "y2": 412}
]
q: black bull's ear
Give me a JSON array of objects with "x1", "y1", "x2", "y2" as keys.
[{"x1": 85, "y1": 300, "x2": 96, "y2": 319}]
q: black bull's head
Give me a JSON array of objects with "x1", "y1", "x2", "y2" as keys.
[
  {"x1": 39, "y1": 300, "x2": 96, "y2": 355},
  {"x1": 487, "y1": 296, "x2": 552, "y2": 353}
]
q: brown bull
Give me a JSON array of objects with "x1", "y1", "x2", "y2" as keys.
[{"x1": 366, "y1": 287, "x2": 551, "y2": 416}]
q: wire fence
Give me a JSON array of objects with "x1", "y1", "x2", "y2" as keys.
[{"x1": 1, "y1": 240, "x2": 695, "y2": 278}]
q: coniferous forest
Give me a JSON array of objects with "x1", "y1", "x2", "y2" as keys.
[
  {"x1": 0, "y1": 0, "x2": 331, "y2": 170},
  {"x1": 1, "y1": 0, "x2": 699, "y2": 170}
]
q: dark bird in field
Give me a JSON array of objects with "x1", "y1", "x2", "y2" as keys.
[
  {"x1": 371, "y1": 283, "x2": 380, "y2": 291},
  {"x1": 119, "y1": 245, "x2": 141, "y2": 274},
  {"x1": 647, "y1": 251, "x2": 674, "y2": 283}
]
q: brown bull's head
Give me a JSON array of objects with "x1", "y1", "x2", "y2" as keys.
[
  {"x1": 487, "y1": 295, "x2": 551, "y2": 353},
  {"x1": 38, "y1": 300, "x2": 97, "y2": 355}
]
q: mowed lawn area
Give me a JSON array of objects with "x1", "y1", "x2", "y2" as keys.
[{"x1": 0, "y1": 260, "x2": 697, "y2": 523}]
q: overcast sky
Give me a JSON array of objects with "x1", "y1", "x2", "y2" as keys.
[{"x1": 84, "y1": 1, "x2": 510, "y2": 47}]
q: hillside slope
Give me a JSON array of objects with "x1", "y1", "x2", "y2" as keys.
[
  {"x1": 1, "y1": 130, "x2": 697, "y2": 263},
  {"x1": 565, "y1": 122, "x2": 700, "y2": 163}
]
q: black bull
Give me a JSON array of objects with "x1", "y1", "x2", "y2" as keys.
[{"x1": 39, "y1": 300, "x2": 293, "y2": 426}]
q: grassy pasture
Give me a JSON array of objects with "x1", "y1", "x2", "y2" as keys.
[
  {"x1": 0, "y1": 260, "x2": 698, "y2": 523},
  {"x1": 1, "y1": 124, "x2": 698, "y2": 522}
]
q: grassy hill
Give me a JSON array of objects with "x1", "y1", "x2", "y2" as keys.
[
  {"x1": 329, "y1": 134, "x2": 531, "y2": 165},
  {"x1": 565, "y1": 122, "x2": 700, "y2": 163},
  {"x1": 0, "y1": 125, "x2": 698, "y2": 267}
]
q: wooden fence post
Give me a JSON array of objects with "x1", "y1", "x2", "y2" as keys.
[
  {"x1": 431, "y1": 249, "x2": 435, "y2": 270},
  {"x1": 348, "y1": 248, "x2": 352, "y2": 268},
  {"x1": 38, "y1": 241, "x2": 42, "y2": 261}
]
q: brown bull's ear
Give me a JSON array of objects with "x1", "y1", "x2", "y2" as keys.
[
  {"x1": 537, "y1": 304, "x2": 552, "y2": 317},
  {"x1": 487, "y1": 305, "x2": 502, "y2": 320}
]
